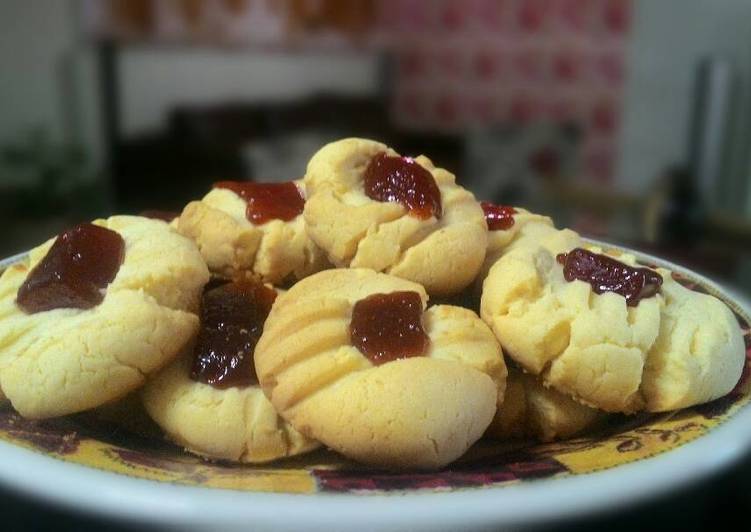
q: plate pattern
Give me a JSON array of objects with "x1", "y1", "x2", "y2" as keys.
[{"x1": 0, "y1": 256, "x2": 749, "y2": 495}]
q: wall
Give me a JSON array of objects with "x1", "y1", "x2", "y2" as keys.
[
  {"x1": 119, "y1": 48, "x2": 380, "y2": 136},
  {"x1": 617, "y1": 0, "x2": 751, "y2": 215},
  {"x1": 3, "y1": 0, "x2": 751, "y2": 214},
  {"x1": 0, "y1": 1, "x2": 78, "y2": 147},
  {"x1": 0, "y1": 1, "x2": 102, "y2": 177},
  {"x1": 0, "y1": 0, "x2": 380, "y2": 182}
]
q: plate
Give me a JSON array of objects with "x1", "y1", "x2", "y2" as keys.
[{"x1": 0, "y1": 246, "x2": 749, "y2": 531}]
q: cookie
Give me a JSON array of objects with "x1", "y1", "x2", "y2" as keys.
[
  {"x1": 641, "y1": 270, "x2": 745, "y2": 412},
  {"x1": 254, "y1": 268, "x2": 505, "y2": 469},
  {"x1": 481, "y1": 241, "x2": 662, "y2": 413},
  {"x1": 485, "y1": 367, "x2": 527, "y2": 440},
  {"x1": 483, "y1": 204, "x2": 555, "y2": 259},
  {"x1": 142, "y1": 277, "x2": 318, "y2": 462},
  {"x1": 303, "y1": 138, "x2": 487, "y2": 296},
  {"x1": 0, "y1": 216, "x2": 209, "y2": 419},
  {"x1": 488, "y1": 367, "x2": 602, "y2": 442},
  {"x1": 143, "y1": 355, "x2": 319, "y2": 463},
  {"x1": 483, "y1": 235, "x2": 746, "y2": 415},
  {"x1": 477, "y1": 203, "x2": 557, "y2": 284},
  {"x1": 177, "y1": 180, "x2": 327, "y2": 284}
]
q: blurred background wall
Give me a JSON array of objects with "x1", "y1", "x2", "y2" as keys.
[
  {"x1": 1, "y1": 0, "x2": 750, "y2": 286},
  {"x1": 619, "y1": 0, "x2": 751, "y2": 206}
]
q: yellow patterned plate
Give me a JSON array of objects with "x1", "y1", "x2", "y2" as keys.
[{"x1": 0, "y1": 245, "x2": 750, "y2": 531}]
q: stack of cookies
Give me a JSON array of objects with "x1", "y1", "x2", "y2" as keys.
[{"x1": 0, "y1": 138, "x2": 745, "y2": 470}]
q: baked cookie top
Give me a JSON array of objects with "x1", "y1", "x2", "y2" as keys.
[
  {"x1": 0, "y1": 216, "x2": 209, "y2": 419},
  {"x1": 478, "y1": 204, "x2": 557, "y2": 285},
  {"x1": 482, "y1": 237, "x2": 745, "y2": 415},
  {"x1": 481, "y1": 241, "x2": 662, "y2": 413},
  {"x1": 483, "y1": 204, "x2": 554, "y2": 256},
  {"x1": 177, "y1": 180, "x2": 327, "y2": 284},
  {"x1": 142, "y1": 352, "x2": 319, "y2": 463},
  {"x1": 142, "y1": 277, "x2": 318, "y2": 463},
  {"x1": 641, "y1": 269, "x2": 745, "y2": 412},
  {"x1": 303, "y1": 138, "x2": 487, "y2": 296},
  {"x1": 255, "y1": 268, "x2": 505, "y2": 469}
]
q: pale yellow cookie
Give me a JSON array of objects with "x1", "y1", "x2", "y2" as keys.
[
  {"x1": 142, "y1": 354, "x2": 319, "y2": 463},
  {"x1": 0, "y1": 216, "x2": 209, "y2": 419},
  {"x1": 486, "y1": 367, "x2": 527, "y2": 440},
  {"x1": 303, "y1": 138, "x2": 487, "y2": 296},
  {"x1": 483, "y1": 235, "x2": 746, "y2": 415},
  {"x1": 478, "y1": 207, "x2": 557, "y2": 286},
  {"x1": 255, "y1": 268, "x2": 505, "y2": 469},
  {"x1": 481, "y1": 240, "x2": 662, "y2": 413},
  {"x1": 641, "y1": 270, "x2": 745, "y2": 412},
  {"x1": 486, "y1": 208, "x2": 555, "y2": 260},
  {"x1": 488, "y1": 367, "x2": 602, "y2": 442},
  {"x1": 177, "y1": 181, "x2": 327, "y2": 284}
]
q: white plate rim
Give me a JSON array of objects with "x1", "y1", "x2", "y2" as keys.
[{"x1": 0, "y1": 244, "x2": 750, "y2": 531}]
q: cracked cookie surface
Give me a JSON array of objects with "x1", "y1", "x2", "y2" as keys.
[
  {"x1": 177, "y1": 181, "x2": 327, "y2": 284},
  {"x1": 641, "y1": 270, "x2": 745, "y2": 412},
  {"x1": 254, "y1": 268, "x2": 505, "y2": 469},
  {"x1": 482, "y1": 238, "x2": 745, "y2": 414},
  {"x1": 478, "y1": 207, "x2": 558, "y2": 286},
  {"x1": 303, "y1": 138, "x2": 487, "y2": 296},
  {"x1": 0, "y1": 216, "x2": 209, "y2": 419},
  {"x1": 142, "y1": 353, "x2": 319, "y2": 463},
  {"x1": 481, "y1": 240, "x2": 662, "y2": 413}
]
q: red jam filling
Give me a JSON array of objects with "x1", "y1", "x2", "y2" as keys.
[
  {"x1": 556, "y1": 248, "x2": 663, "y2": 307},
  {"x1": 349, "y1": 291, "x2": 429, "y2": 365},
  {"x1": 190, "y1": 277, "x2": 277, "y2": 389},
  {"x1": 139, "y1": 210, "x2": 179, "y2": 222},
  {"x1": 481, "y1": 202, "x2": 517, "y2": 231},
  {"x1": 363, "y1": 153, "x2": 442, "y2": 220},
  {"x1": 214, "y1": 181, "x2": 304, "y2": 224},
  {"x1": 16, "y1": 223, "x2": 124, "y2": 313}
]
